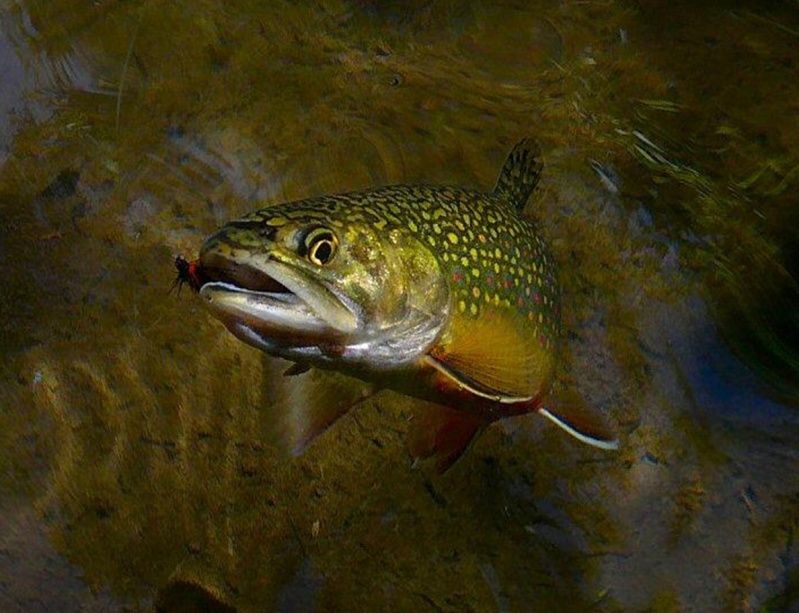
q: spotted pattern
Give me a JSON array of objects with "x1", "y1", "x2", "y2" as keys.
[{"x1": 221, "y1": 184, "x2": 560, "y2": 350}]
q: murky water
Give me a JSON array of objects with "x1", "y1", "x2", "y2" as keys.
[{"x1": 1, "y1": 1, "x2": 798, "y2": 611}]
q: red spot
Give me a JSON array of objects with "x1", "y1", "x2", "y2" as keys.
[
  {"x1": 517, "y1": 296, "x2": 525, "y2": 308},
  {"x1": 453, "y1": 271, "x2": 463, "y2": 283},
  {"x1": 534, "y1": 293, "x2": 541, "y2": 303},
  {"x1": 539, "y1": 335, "x2": 547, "y2": 348},
  {"x1": 478, "y1": 234, "x2": 487, "y2": 243},
  {"x1": 486, "y1": 275, "x2": 494, "y2": 287},
  {"x1": 504, "y1": 278, "x2": 512, "y2": 288}
]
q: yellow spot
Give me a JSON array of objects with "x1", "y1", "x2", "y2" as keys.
[
  {"x1": 447, "y1": 233, "x2": 458, "y2": 244},
  {"x1": 472, "y1": 287, "x2": 481, "y2": 299},
  {"x1": 532, "y1": 263, "x2": 538, "y2": 273},
  {"x1": 267, "y1": 216, "x2": 287, "y2": 227},
  {"x1": 539, "y1": 312, "x2": 544, "y2": 323},
  {"x1": 374, "y1": 219, "x2": 387, "y2": 230},
  {"x1": 493, "y1": 262, "x2": 500, "y2": 274},
  {"x1": 494, "y1": 248, "x2": 501, "y2": 258},
  {"x1": 458, "y1": 300, "x2": 467, "y2": 313},
  {"x1": 471, "y1": 268, "x2": 480, "y2": 278},
  {"x1": 433, "y1": 223, "x2": 442, "y2": 234},
  {"x1": 428, "y1": 236, "x2": 437, "y2": 247},
  {"x1": 493, "y1": 294, "x2": 501, "y2": 306},
  {"x1": 470, "y1": 248, "x2": 478, "y2": 260},
  {"x1": 470, "y1": 303, "x2": 478, "y2": 316},
  {"x1": 408, "y1": 220, "x2": 418, "y2": 233},
  {"x1": 460, "y1": 256, "x2": 469, "y2": 267},
  {"x1": 502, "y1": 299, "x2": 511, "y2": 308},
  {"x1": 484, "y1": 292, "x2": 491, "y2": 303},
  {"x1": 455, "y1": 220, "x2": 465, "y2": 231}
]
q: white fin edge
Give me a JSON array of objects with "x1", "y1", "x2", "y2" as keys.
[
  {"x1": 422, "y1": 355, "x2": 534, "y2": 404},
  {"x1": 538, "y1": 407, "x2": 620, "y2": 451}
]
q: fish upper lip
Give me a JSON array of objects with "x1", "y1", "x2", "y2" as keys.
[{"x1": 199, "y1": 260, "x2": 293, "y2": 294}]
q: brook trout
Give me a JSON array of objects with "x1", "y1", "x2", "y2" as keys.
[{"x1": 179, "y1": 139, "x2": 617, "y2": 470}]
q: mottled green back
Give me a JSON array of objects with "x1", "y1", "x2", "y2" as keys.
[{"x1": 237, "y1": 183, "x2": 561, "y2": 352}]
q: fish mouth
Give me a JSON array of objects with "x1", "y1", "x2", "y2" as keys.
[{"x1": 197, "y1": 251, "x2": 360, "y2": 345}]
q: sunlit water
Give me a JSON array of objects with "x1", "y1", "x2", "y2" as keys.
[{"x1": 1, "y1": 1, "x2": 798, "y2": 611}]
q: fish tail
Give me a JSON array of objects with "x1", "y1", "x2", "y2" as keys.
[{"x1": 493, "y1": 138, "x2": 543, "y2": 212}]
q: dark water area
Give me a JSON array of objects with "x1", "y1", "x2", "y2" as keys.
[{"x1": 1, "y1": 1, "x2": 799, "y2": 611}]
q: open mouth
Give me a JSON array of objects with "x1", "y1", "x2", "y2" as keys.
[
  {"x1": 200, "y1": 260, "x2": 292, "y2": 295},
  {"x1": 193, "y1": 251, "x2": 359, "y2": 340}
]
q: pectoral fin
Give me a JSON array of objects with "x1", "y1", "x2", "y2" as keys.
[
  {"x1": 262, "y1": 358, "x2": 377, "y2": 454},
  {"x1": 407, "y1": 403, "x2": 486, "y2": 473},
  {"x1": 428, "y1": 310, "x2": 551, "y2": 402}
]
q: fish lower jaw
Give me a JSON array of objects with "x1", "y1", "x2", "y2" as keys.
[{"x1": 200, "y1": 281, "x2": 334, "y2": 337}]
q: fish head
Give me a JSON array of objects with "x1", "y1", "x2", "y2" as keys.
[{"x1": 197, "y1": 205, "x2": 450, "y2": 370}]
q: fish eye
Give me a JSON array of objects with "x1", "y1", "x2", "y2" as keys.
[{"x1": 303, "y1": 227, "x2": 338, "y2": 266}]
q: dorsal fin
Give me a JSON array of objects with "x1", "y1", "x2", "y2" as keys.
[{"x1": 493, "y1": 138, "x2": 543, "y2": 212}]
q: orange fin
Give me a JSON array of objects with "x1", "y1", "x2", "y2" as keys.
[
  {"x1": 262, "y1": 359, "x2": 377, "y2": 454},
  {"x1": 408, "y1": 403, "x2": 486, "y2": 473},
  {"x1": 537, "y1": 389, "x2": 618, "y2": 450},
  {"x1": 428, "y1": 310, "x2": 551, "y2": 401}
]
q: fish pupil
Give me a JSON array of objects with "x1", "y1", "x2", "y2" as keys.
[
  {"x1": 301, "y1": 227, "x2": 338, "y2": 265},
  {"x1": 311, "y1": 240, "x2": 334, "y2": 265}
]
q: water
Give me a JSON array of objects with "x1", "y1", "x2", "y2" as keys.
[{"x1": 1, "y1": 1, "x2": 798, "y2": 611}]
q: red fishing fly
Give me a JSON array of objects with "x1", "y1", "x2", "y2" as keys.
[{"x1": 172, "y1": 255, "x2": 204, "y2": 294}]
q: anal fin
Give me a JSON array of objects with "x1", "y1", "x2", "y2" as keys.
[{"x1": 408, "y1": 403, "x2": 486, "y2": 473}]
